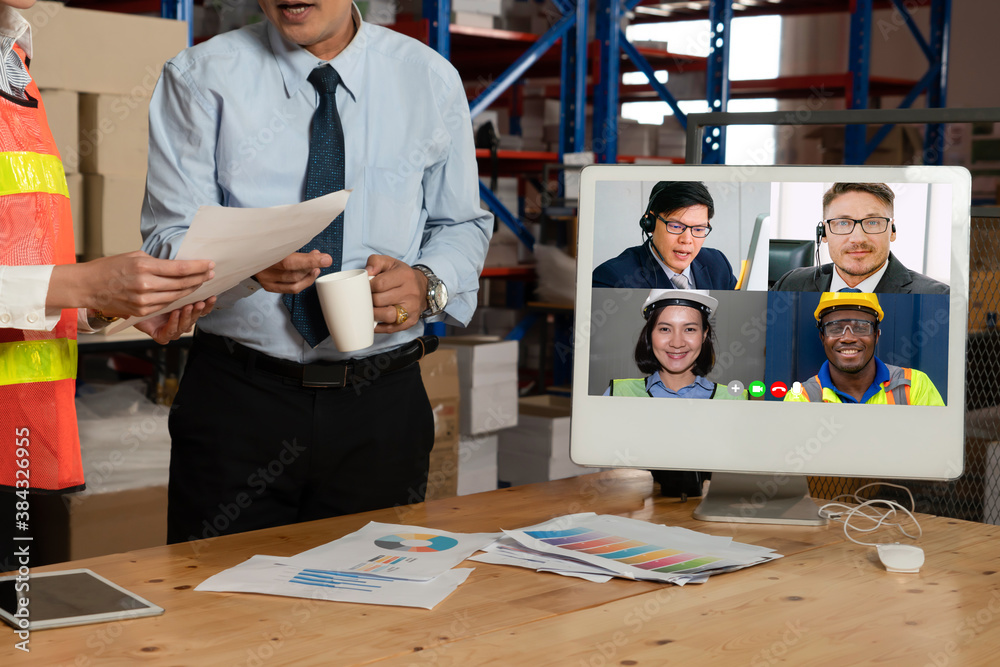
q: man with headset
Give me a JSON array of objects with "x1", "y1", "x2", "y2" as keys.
[
  {"x1": 785, "y1": 292, "x2": 944, "y2": 405},
  {"x1": 771, "y1": 182, "x2": 949, "y2": 294},
  {"x1": 592, "y1": 181, "x2": 738, "y2": 290}
]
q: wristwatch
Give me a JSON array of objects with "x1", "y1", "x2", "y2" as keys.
[{"x1": 413, "y1": 264, "x2": 448, "y2": 318}]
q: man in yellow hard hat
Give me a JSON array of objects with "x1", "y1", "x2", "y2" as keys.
[{"x1": 784, "y1": 292, "x2": 944, "y2": 405}]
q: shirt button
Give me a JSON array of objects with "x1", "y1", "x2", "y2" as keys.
[
  {"x1": 26, "y1": 313, "x2": 38, "y2": 324},
  {"x1": 0, "y1": 313, "x2": 10, "y2": 324}
]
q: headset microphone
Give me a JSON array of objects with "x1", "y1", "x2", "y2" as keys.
[{"x1": 815, "y1": 222, "x2": 825, "y2": 266}]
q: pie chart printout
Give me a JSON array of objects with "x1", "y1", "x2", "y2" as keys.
[{"x1": 373, "y1": 533, "x2": 460, "y2": 553}]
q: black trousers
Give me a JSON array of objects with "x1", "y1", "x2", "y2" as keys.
[{"x1": 166, "y1": 340, "x2": 435, "y2": 544}]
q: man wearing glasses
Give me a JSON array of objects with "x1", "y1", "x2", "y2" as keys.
[
  {"x1": 772, "y1": 182, "x2": 949, "y2": 293},
  {"x1": 785, "y1": 292, "x2": 944, "y2": 405},
  {"x1": 593, "y1": 181, "x2": 738, "y2": 289}
]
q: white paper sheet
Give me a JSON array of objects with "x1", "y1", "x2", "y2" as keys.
[
  {"x1": 195, "y1": 555, "x2": 472, "y2": 610},
  {"x1": 288, "y1": 522, "x2": 499, "y2": 581},
  {"x1": 106, "y1": 190, "x2": 351, "y2": 334},
  {"x1": 503, "y1": 514, "x2": 780, "y2": 584},
  {"x1": 469, "y1": 537, "x2": 616, "y2": 582}
]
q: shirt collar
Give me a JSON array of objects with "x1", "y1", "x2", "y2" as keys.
[
  {"x1": 266, "y1": 3, "x2": 366, "y2": 102},
  {"x1": 0, "y1": 7, "x2": 32, "y2": 60},
  {"x1": 829, "y1": 257, "x2": 889, "y2": 293},
  {"x1": 647, "y1": 242, "x2": 695, "y2": 288},
  {"x1": 645, "y1": 373, "x2": 713, "y2": 394},
  {"x1": 817, "y1": 356, "x2": 890, "y2": 404}
]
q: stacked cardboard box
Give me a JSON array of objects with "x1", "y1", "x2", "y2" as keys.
[
  {"x1": 452, "y1": 0, "x2": 502, "y2": 29},
  {"x1": 19, "y1": 2, "x2": 187, "y2": 259},
  {"x1": 441, "y1": 336, "x2": 519, "y2": 494},
  {"x1": 40, "y1": 89, "x2": 84, "y2": 254},
  {"x1": 419, "y1": 349, "x2": 461, "y2": 500},
  {"x1": 499, "y1": 395, "x2": 593, "y2": 486}
]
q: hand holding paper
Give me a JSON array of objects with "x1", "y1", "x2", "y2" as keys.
[{"x1": 106, "y1": 190, "x2": 351, "y2": 334}]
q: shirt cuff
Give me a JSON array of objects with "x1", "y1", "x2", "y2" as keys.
[{"x1": 0, "y1": 265, "x2": 62, "y2": 331}]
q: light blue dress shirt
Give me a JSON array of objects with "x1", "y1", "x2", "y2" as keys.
[{"x1": 141, "y1": 15, "x2": 492, "y2": 363}]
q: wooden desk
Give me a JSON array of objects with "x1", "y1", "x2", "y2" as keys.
[{"x1": 7, "y1": 470, "x2": 1000, "y2": 665}]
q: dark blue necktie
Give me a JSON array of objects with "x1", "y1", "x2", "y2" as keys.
[
  {"x1": 283, "y1": 65, "x2": 346, "y2": 347},
  {"x1": 838, "y1": 288, "x2": 862, "y2": 293}
]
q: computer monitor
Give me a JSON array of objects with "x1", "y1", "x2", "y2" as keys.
[
  {"x1": 574, "y1": 165, "x2": 970, "y2": 525},
  {"x1": 768, "y1": 240, "x2": 815, "y2": 287}
]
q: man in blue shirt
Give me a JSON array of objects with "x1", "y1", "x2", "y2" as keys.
[{"x1": 141, "y1": 0, "x2": 492, "y2": 544}]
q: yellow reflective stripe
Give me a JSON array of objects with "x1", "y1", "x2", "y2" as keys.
[
  {"x1": 0, "y1": 151, "x2": 69, "y2": 198},
  {"x1": 0, "y1": 338, "x2": 77, "y2": 386}
]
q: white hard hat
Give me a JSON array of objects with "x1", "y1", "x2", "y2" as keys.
[{"x1": 641, "y1": 289, "x2": 718, "y2": 320}]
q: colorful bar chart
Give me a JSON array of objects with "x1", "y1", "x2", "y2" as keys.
[
  {"x1": 525, "y1": 527, "x2": 720, "y2": 574},
  {"x1": 289, "y1": 569, "x2": 388, "y2": 592}
]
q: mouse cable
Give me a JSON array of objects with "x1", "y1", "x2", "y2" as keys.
[{"x1": 817, "y1": 482, "x2": 922, "y2": 547}]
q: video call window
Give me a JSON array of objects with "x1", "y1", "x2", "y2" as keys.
[{"x1": 587, "y1": 178, "x2": 953, "y2": 407}]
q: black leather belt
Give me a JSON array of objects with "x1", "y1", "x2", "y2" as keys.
[{"x1": 194, "y1": 330, "x2": 439, "y2": 388}]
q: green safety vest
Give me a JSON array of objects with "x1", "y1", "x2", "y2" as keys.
[
  {"x1": 609, "y1": 378, "x2": 747, "y2": 400},
  {"x1": 787, "y1": 364, "x2": 942, "y2": 406}
]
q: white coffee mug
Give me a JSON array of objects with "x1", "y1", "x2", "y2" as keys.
[{"x1": 314, "y1": 269, "x2": 377, "y2": 352}]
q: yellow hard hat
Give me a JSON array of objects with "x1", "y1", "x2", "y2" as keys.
[{"x1": 813, "y1": 291, "x2": 884, "y2": 322}]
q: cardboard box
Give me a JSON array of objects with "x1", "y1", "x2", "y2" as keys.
[
  {"x1": 79, "y1": 93, "x2": 151, "y2": 175},
  {"x1": 452, "y1": 11, "x2": 498, "y2": 28},
  {"x1": 426, "y1": 439, "x2": 459, "y2": 500},
  {"x1": 19, "y1": 2, "x2": 187, "y2": 95},
  {"x1": 32, "y1": 485, "x2": 167, "y2": 565},
  {"x1": 498, "y1": 395, "x2": 587, "y2": 486},
  {"x1": 807, "y1": 125, "x2": 924, "y2": 165},
  {"x1": 452, "y1": 0, "x2": 502, "y2": 14},
  {"x1": 441, "y1": 336, "x2": 519, "y2": 435},
  {"x1": 441, "y1": 336, "x2": 518, "y2": 386},
  {"x1": 499, "y1": 449, "x2": 593, "y2": 487},
  {"x1": 84, "y1": 174, "x2": 146, "y2": 259},
  {"x1": 457, "y1": 433, "x2": 498, "y2": 495},
  {"x1": 67, "y1": 173, "x2": 84, "y2": 256},
  {"x1": 500, "y1": 395, "x2": 571, "y2": 456},
  {"x1": 40, "y1": 89, "x2": 78, "y2": 173},
  {"x1": 420, "y1": 349, "x2": 461, "y2": 500}
]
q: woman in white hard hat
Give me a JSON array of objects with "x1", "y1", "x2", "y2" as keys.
[{"x1": 605, "y1": 289, "x2": 746, "y2": 400}]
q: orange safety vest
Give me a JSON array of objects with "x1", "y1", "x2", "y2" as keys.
[{"x1": 0, "y1": 44, "x2": 83, "y2": 492}]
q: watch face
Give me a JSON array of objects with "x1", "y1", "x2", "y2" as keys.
[{"x1": 433, "y1": 280, "x2": 448, "y2": 310}]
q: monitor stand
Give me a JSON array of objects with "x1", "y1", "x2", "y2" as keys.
[{"x1": 693, "y1": 473, "x2": 828, "y2": 526}]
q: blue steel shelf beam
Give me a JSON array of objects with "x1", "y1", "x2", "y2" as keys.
[
  {"x1": 468, "y1": 10, "x2": 578, "y2": 119},
  {"x1": 701, "y1": 0, "x2": 732, "y2": 165},
  {"x1": 845, "y1": 0, "x2": 951, "y2": 165},
  {"x1": 424, "y1": 0, "x2": 451, "y2": 59},
  {"x1": 844, "y1": 0, "x2": 873, "y2": 165},
  {"x1": 559, "y1": 0, "x2": 589, "y2": 158},
  {"x1": 459, "y1": 1, "x2": 588, "y2": 253},
  {"x1": 593, "y1": 0, "x2": 623, "y2": 162},
  {"x1": 160, "y1": 0, "x2": 193, "y2": 46},
  {"x1": 594, "y1": 0, "x2": 727, "y2": 164},
  {"x1": 924, "y1": 0, "x2": 950, "y2": 165}
]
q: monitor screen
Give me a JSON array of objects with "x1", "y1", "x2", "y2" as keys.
[{"x1": 572, "y1": 165, "x2": 970, "y2": 515}]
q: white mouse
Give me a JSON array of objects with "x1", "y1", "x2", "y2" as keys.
[{"x1": 876, "y1": 543, "x2": 925, "y2": 573}]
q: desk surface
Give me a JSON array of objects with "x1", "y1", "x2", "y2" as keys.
[{"x1": 7, "y1": 470, "x2": 1000, "y2": 665}]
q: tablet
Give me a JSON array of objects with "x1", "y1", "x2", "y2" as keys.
[{"x1": 0, "y1": 569, "x2": 164, "y2": 631}]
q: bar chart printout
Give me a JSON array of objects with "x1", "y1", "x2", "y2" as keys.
[{"x1": 504, "y1": 514, "x2": 781, "y2": 583}]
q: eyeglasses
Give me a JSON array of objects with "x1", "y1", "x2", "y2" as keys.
[
  {"x1": 822, "y1": 217, "x2": 892, "y2": 235},
  {"x1": 818, "y1": 319, "x2": 878, "y2": 337},
  {"x1": 657, "y1": 214, "x2": 712, "y2": 238}
]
